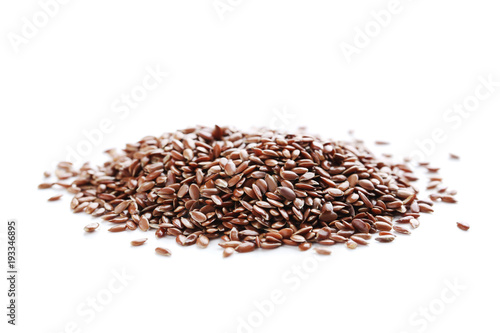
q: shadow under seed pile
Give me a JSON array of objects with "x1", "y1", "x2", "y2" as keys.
[{"x1": 40, "y1": 125, "x2": 437, "y2": 255}]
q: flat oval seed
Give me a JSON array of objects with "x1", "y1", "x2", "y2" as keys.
[
  {"x1": 375, "y1": 235, "x2": 395, "y2": 243},
  {"x1": 314, "y1": 248, "x2": 331, "y2": 255},
  {"x1": 298, "y1": 242, "x2": 312, "y2": 251},
  {"x1": 457, "y1": 222, "x2": 470, "y2": 231},
  {"x1": 131, "y1": 238, "x2": 148, "y2": 246},
  {"x1": 196, "y1": 235, "x2": 209, "y2": 248},
  {"x1": 223, "y1": 247, "x2": 235, "y2": 258},
  {"x1": 139, "y1": 216, "x2": 150, "y2": 231},
  {"x1": 236, "y1": 242, "x2": 256, "y2": 253},
  {"x1": 278, "y1": 187, "x2": 296, "y2": 201},
  {"x1": 108, "y1": 225, "x2": 127, "y2": 232},
  {"x1": 346, "y1": 240, "x2": 358, "y2": 249},
  {"x1": 155, "y1": 247, "x2": 172, "y2": 256},
  {"x1": 84, "y1": 222, "x2": 99, "y2": 232},
  {"x1": 48, "y1": 195, "x2": 62, "y2": 201},
  {"x1": 190, "y1": 211, "x2": 207, "y2": 223}
]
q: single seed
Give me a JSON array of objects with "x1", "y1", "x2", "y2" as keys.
[
  {"x1": 48, "y1": 195, "x2": 62, "y2": 201},
  {"x1": 236, "y1": 242, "x2": 256, "y2": 253},
  {"x1": 84, "y1": 222, "x2": 99, "y2": 232},
  {"x1": 196, "y1": 235, "x2": 209, "y2": 248},
  {"x1": 393, "y1": 225, "x2": 411, "y2": 235},
  {"x1": 314, "y1": 248, "x2": 331, "y2": 255},
  {"x1": 223, "y1": 247, "x2": 235, "y2": 258},
  {"x1": 131, "y1": 238, "x2": 148, "y2": 246},
  {"x1": 108, "y1": 225, "x2": 127, "y2": 232},
  {"x1": 457, "y1": 222, "x2": 469, "y2": 231},
  {"x1": 375, "y1": 235, "x2": 395, "y2": 243},
  {"x1": 346, "y1": 240, "x2": 358, "y2": 249},
  {"x1": 155, "y1": 247, "x2": 172, "y2": 256}
]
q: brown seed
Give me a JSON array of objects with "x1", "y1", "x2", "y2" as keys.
[
  {"x1": 108, "y1": 225, "x2": 127, "y2": 232},
  {"x1": 449, "y1": 153, "x2": 460, "y2": 160},
  {"x1": 131, "y1": 238, "x2": 148, "y2": 246},
  {"x1": 358, "y1": 179, "x2": 375, "y2": 191},
  {"x1": 139, "y1": 216, "x2": 150, "y2": 231},
  {"x1": 393, "y1": 225, "x2": 411, "y2": 235},
  {"x1": 441, "y1": 195, "x2": 457, "y2": 203},
  {"x1": 409, "y1": 219, "x2": 420, "y2": 229},
  {"x1": 223, "y1": 247, "x2": 235, "y2": 258},
  {"x1": 224, "y1": 161, "x2": 236, "y2": 176},
  {"x1": 48, "y1": 194, "x2": 62, "y2": 201},
  {"x1": 375, "y1": 235, "x2": 395, "y2": 243},
  {"x1": 137, "y1": 181, "x2": 155, "y2": 193},
  {"x1": 38, "y1": 183, "x2": 53, "y2": 189},
  {"x1": 346, "y1": 240, "x2": 358, "y2": 249},
  {"x1": 314, "y1": 248, "x2": 331, "y2": 255},
  {"x1": 290, "y1": 234, "x2": 306, "y2": 243},
  {"x1": 352, "y1": 219, "x2": 370, "y2": 233},
  {"x1": 374, "y1": 221, "x2": 392, "y2": 232},
  {"x1": 190, "y1": 211, "x2": 207, "y2": 223},
  {"x1": 457, "y1": 222, "x2": 470, "y2": 231},
  {"x1": 196, "y1": 235, "x2": 209, "y2": 248},
  {"x1": 155, "y1": 247, "x2": 172, "y2": 256},
  {"x1": 298, "y1": 242, "x2": 312, "y2": 251},
  {"x1": 84, "y1": 222, "x2": 99, "y2": 232},
  {"x1": 189, "y1": 184, "x2": 200, "y2": 200},
  {"x1": 282, "y1": 170, "x2": 299, "y2": 181},
  {"x1": 236, "y1": 242, "x2": 256, "y2": 253},
  {"x1": 350, "y1": 236, "x2": 369, "y2": 245},
  {"x1": 278, "y1": 187, "x2": 296, "y2": 201}
]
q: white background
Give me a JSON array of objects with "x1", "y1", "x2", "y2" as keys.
[{"x1": 1, "y1": 1, "x2": 500, "y2": 333}]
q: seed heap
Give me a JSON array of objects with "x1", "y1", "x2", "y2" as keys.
[{"x1": 40, "y1": 125, "x2": 454, "y2": 256}]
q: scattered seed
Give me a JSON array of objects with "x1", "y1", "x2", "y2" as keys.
[
  {"x1": 346, "y1": 240, "x2": 358, "y2": 249},
  {"x1": 108, "y1": 225, "x2": 127, "y2": 232},
  {"x1": 375, "y1": 235, "x2": 395, "y2": 243},
  {"x1": 314, "y1": 248, "x2": 331, "y2": 255},
  {"x1": 131, "y1": 238, "x2": 148, "y2": 246},
  {"x1": 196, "y1": 235, "x2": 209, "y2": 248},
  {"x1": 84, "y1": 222, "x2": 99, "y2": 232},
  {"x1": 48, "y1": 195, "x2": 62, "y2": 201},
  {"x1": 223, "y1": 247, "x2": 235, "y2": 258},
  {"x1": 441, "y1": 195, "x2": 457, "y2": 203},
  {"x1": 457, "y1": 222, "x2": 469, "y2": 231},
  {"x1": 155, "y1": 247, "x2": 172, "y2": 256}
]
